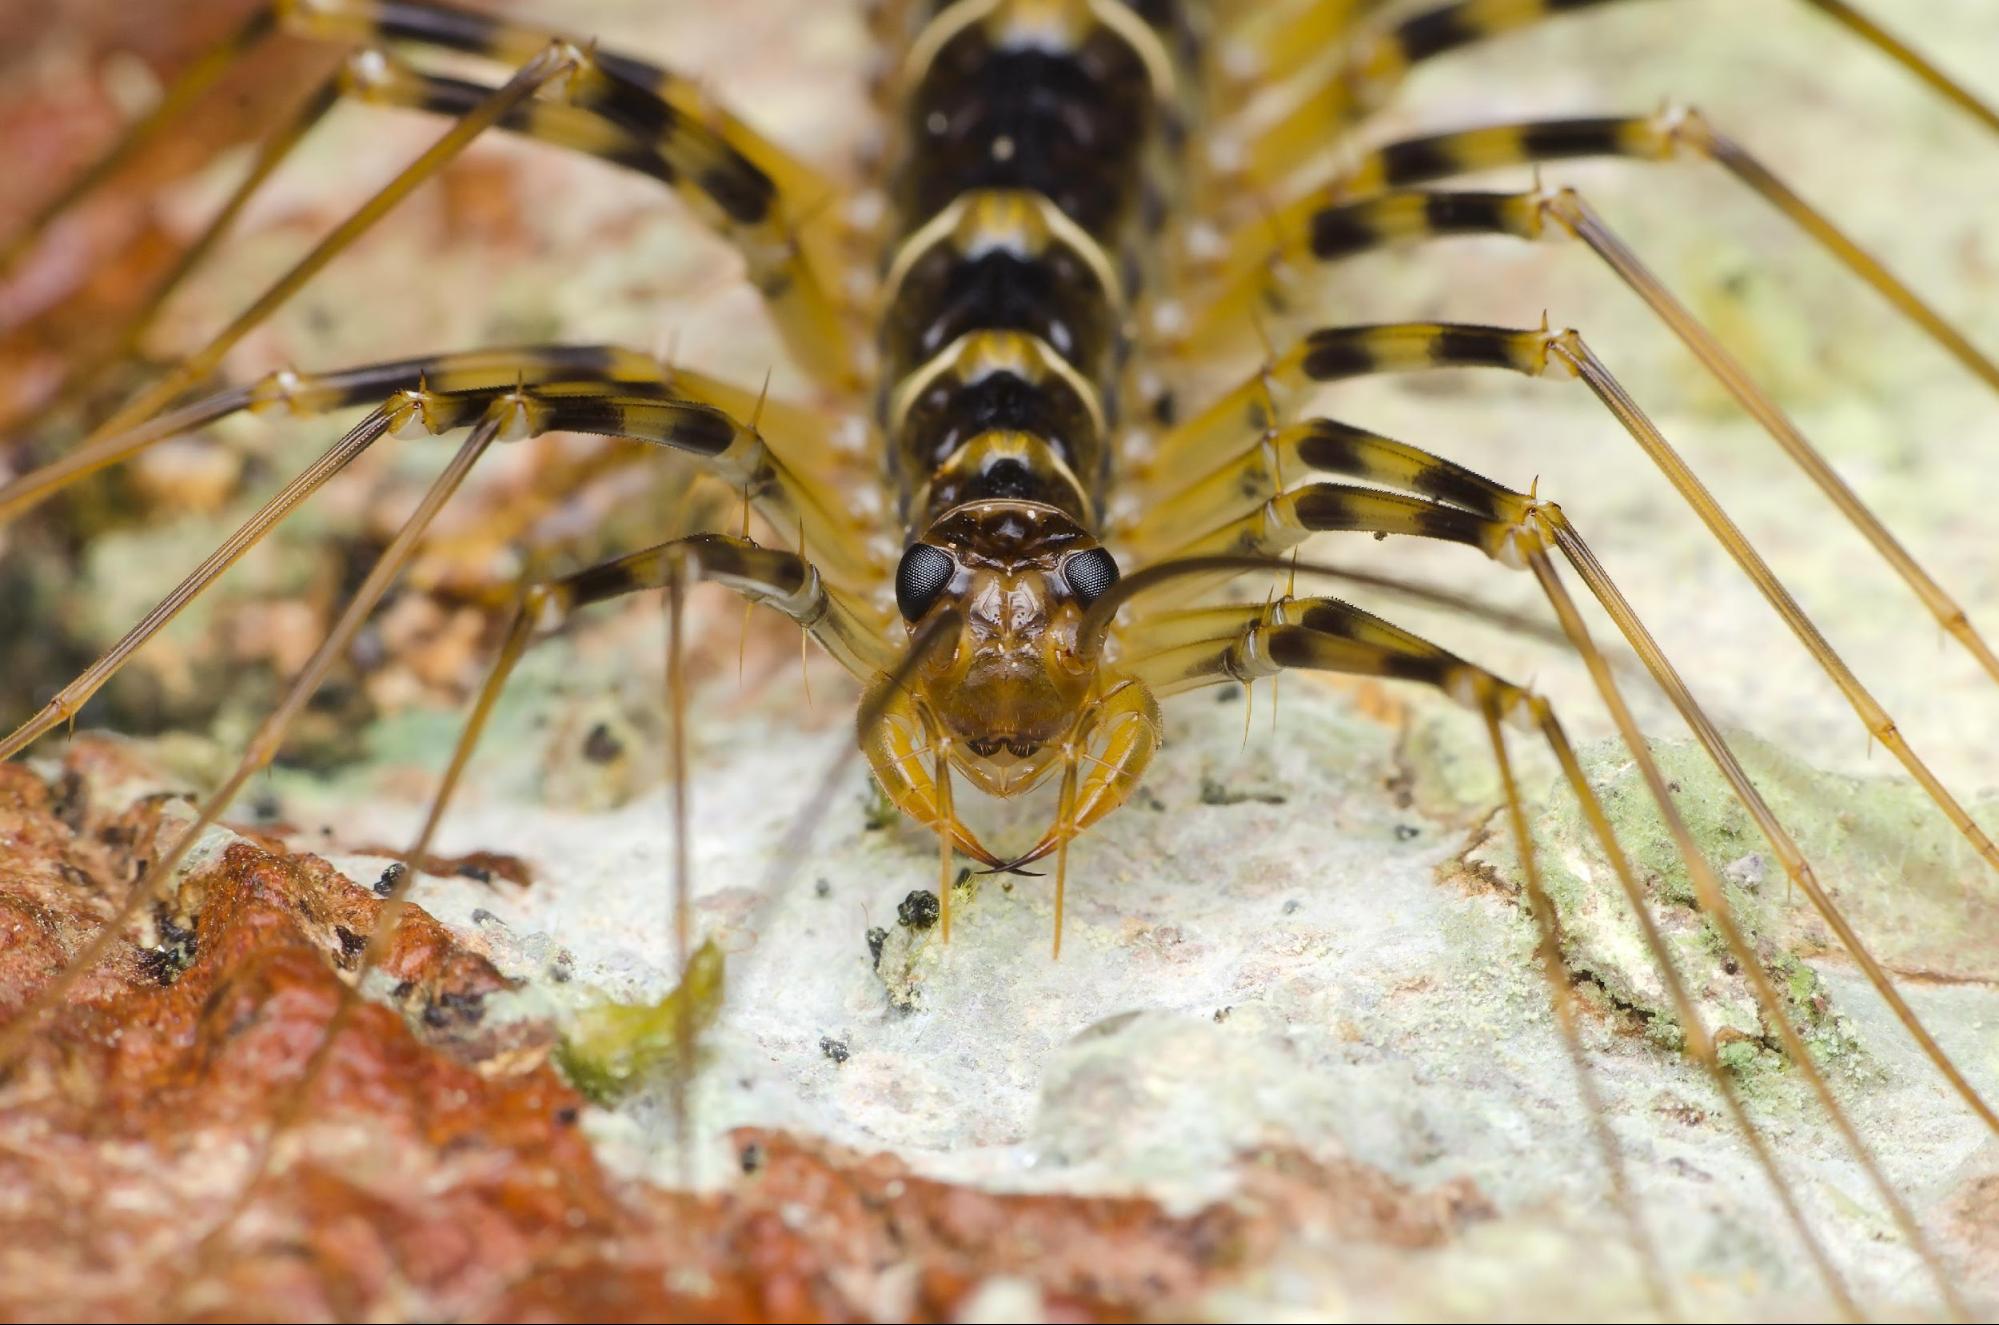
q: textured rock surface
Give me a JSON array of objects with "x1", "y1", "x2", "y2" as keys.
[{"x1": 4, "y1": 0, "x2": 1999, "y2": 1321}]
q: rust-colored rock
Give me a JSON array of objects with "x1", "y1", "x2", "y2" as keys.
[{"x1": 0, "y1": 739, "x2": 1492, "y2": 1322}]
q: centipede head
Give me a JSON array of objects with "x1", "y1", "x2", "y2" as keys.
[{"x1": 893, "y1": 498, "x2": 1120, "y2": 796}]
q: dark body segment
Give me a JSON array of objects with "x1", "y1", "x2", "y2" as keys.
[{"x1": 882, "y1": 2, "x2": 1171, "y2": 534}]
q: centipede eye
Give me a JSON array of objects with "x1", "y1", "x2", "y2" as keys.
[
  {"x1": 895, "y1": 542, "x2": 957, "y2": 620},
  {"x1": 1063, "y1": 547, "x2": 1120, "y2": 607}
]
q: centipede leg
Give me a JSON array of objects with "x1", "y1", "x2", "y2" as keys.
[
  {"x1": 165, "y1": 531, "x2": 880, "y2": 1305},
  {"x1": 0, "y1": 377, "x2": 862, "y2": 1073},
  {"x1": 46, "y1": 42, "x2": 584, "y2": 462},
  {"x1": 1194, "y1": 109, "x2": 1999, "y2": 395},
  {"x1": 1150, "y1": 319, "x2": 1999, "y2": 893},
  {"x1": 1143, "y1": 395, "x2": 1999, "y2": 1126},
  {"x1": 1127, "y1": 588, "x2": 1979, "y2": 1317},
  {"x1": 0, "y1": 342, "x2": 846, "y2": 526},
  {"x1": 1216, "y1": 0, "x2": 1999, "y2": 190},
  {"x1": 1169, "y1": 179, "x2": 1999, "y2": 687}
]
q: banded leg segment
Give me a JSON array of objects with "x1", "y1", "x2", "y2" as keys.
[
  {"x1": 1221, "y1": 0, "x2": 1999, "y2": 188},
  {"x1": 1132, "y1": 591, "x2": 1962, "y2": 1317},
  {"x1": 1150, "y1": 319, "x2": 1999, "y2": 889},
  {"x1": 0, "y1": 378, "x2": 876, "y2": 766},
  {"x1": 276, "y1": 0, "x2": 839, "y2": 219},
  {"x1": 1127, "y1": 407, "x2": 1999, "y2": 1141},
  {"x1": 1161, "y1": 182, "x2": 1999, "y2": 688},
  {"x1": 332, "y1": 45, "x2": 858, "y2": 388},
  {"x1": 33, "y1": 37, "x2": 858, "y2": 416},
  {"x1": 1196, "y1": 108, "x2": 1999, "y2": 393},
  {"x1": 0, "y1": 343, "x2": 847, "y2": 525},
  {"x1": 402, "y1": 531, "x2": 889, "y2": 894},
  {"x1": 55, "y1": 43, "x2": 583, "y2": 459},
  {"x1": 20, "y1": 5, "x2": 859, "y2": 465},
  {"x1": 1177, "y1": 610, "x2": 1862, "y2": 1309}
]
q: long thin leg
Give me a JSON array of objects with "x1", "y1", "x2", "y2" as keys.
[
  {"x1": 1135, "y1": 593, "x2": 1976, "y2": 1317},
  {"x1": 6, "y1": 3, "x2": 862, "y2": 398},
  {"x1": 0, "y1": 379, "x2": 825, "y2": 765},
  {"x1": 0, "y1": 366, "x2": 888, "y2": 1094},
  {"x1": 1144, "y1": 319, "x2": 1999, "y2": 890},
  {"x1": 332, "y1": 46, "x2": 859, "y2": 389},
  {"x1": 0, "y1": 401, "x2": 505, "y2": 1069},
  {"x1": 1126, "y1": 598, "x2": 1829, "y2": 1315},
  {"x1": 0, "y1": 343, "x2": 844, "y2": 525},
  {"x1": 1218, "y1": 0, "x2": 1999, "y2": 189},
  {"x1": 15, "y1": 72, "x2": 347, "y2": 430},
  {"x1": 278, "y1": 0, "x2": 841, "y2": 221},
  {"x1": 1191, "y1": 109, "x2": 1999, "y2": 397},
  {"x1": 1125, "y1": 429, "x2": 1999, "y2": 1142},
  {"x1": 1158, "y1": 178, "x2": 1999, "y2": 688},
  {"x1": 53, "y1": 42, "x2": 582, "y2": 461},
  {"x1": 1513, "y1": 525, "x2": 1974, "y2": 1319},
  {"x1": 1478, "y1": 696, "x2": 1674, "y2": 1324},
  {"x1": 162, "y1": 522, "x2": 879, "y2": 1306}
]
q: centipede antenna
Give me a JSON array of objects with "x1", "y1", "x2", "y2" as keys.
[
  {"x1": 1052, "y1": 753, "x2": 1079, "y2": 960},
  {"x1": 664, "y1": 548, "x2": 695, "y2": 1189}
]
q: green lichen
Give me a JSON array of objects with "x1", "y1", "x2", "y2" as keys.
[
  {"x1": 554, "y1": 938, "x2": 725, "y2": 1104},
  {"x1": 1463, "y1": 726, "x2": 1999, "y2": 1093}
]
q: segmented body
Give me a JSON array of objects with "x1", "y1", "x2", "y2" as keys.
[{"x1": 2, "y1": 3, "x2": 1998, "y2": 1321}]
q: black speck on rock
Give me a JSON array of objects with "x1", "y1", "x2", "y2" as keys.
[
  {"x1": 819, "y1": 1036, "x2": 850, "y2": 1064},
  {"x1": 866, "y1": 925, "x2": 889, "y2": 968},
  {"x1": 897, "y1": 889, "x2": 940, "y2": 930}
]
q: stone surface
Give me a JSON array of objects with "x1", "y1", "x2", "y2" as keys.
[{"x1": 4, "y1": 1, "x2": 1999, "y2": 1321}]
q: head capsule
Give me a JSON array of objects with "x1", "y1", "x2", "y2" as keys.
[{"x1": 893, "y1": 498, "x2": 1120, "y2": 796}]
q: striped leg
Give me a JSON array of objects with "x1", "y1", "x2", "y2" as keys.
[
  {"x1": 20, "y1": 34, "x2": 860, "y2": 430},
  {"x1": 165, "y1": 527, "x2": 887, "y2": 1300},
  {"x1": 0, "y1": 372, "x2": 882, "y2": 769},
  {"x1": 21, "y1": 43, "x2": 584, "y2": 460},
  {"x1": 1137, "y1": 318, "x2": 1999, "y2": 899},
  {"x1": 1212, "y1": 0, "x2": 1999, "y2": 189},
  {"x1": 1120, "y1": 417, "x2": 1999, "y2": 1145},
  {"x1": 0, "y1": 366, "x2": 903, "y2": 1099},
  {"x1": 10, "y1": 3, "x2": 866, "y2": 469},
  {"x1": 0, "y1": 344, "x2": 851, "y2": 525},
  {"x1": 328, "y1": 43, "x2": 859, "y2": 389},
  {"x1": 1155, "y1": 180, "x2": 1999, "y2": 688},
  {"x1": 1121, "y1": 586, "x2": 1967, "y2": 1319},
  {"x1": 1188, "y1": 110, "x2": 1999, "y2": 395}
]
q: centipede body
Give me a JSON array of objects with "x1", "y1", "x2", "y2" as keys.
[{"x1": 1, "y1": 1, "x2": 1997, "y2": 1320}]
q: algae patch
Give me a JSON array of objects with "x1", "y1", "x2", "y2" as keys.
[
  {"x1": 555, "y1": 938, "x2": 726, "y2": 1103},
  {"x1": 1454, "y1": 727, "x2": 1999, "y2": 1087}
]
